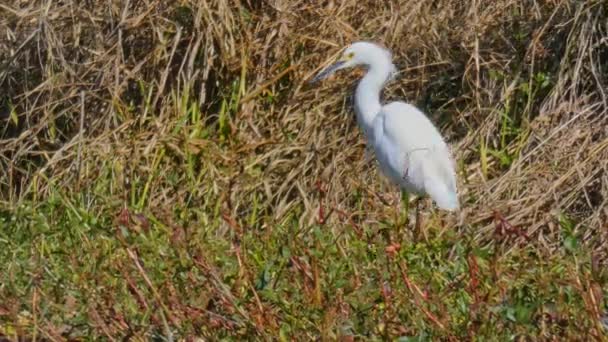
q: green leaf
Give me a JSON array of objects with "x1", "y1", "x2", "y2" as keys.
[
  {"x1": 564, "y1": 235, "x2": 578, "y2": 253},
  {"x1": 10, "y1": 105, "x2": 18, "y2": 126}
]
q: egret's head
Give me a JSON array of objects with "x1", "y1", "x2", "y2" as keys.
[{"x1": 310, "y1": 41, "x2": 395, "y2": 83}]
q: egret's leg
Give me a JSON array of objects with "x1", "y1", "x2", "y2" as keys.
[
  {"x1": 384, "y1": 191, "x2": 403, "y2": 246},
  {"x1": 414, "y1": 198, "x2": 427, "y2": 243},
  {"x1": 401, "y1": 190, "x2": 410, "y2": 227}
]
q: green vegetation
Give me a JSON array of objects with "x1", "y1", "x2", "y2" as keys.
[{"x1": 1, "y1": 0, "x2": 607, "y2": 340}]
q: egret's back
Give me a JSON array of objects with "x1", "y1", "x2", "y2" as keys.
[{"x1": 372, "y1": 102, "x2": 459, "y2": 210}]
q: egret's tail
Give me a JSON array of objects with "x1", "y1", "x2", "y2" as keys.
[
  {"x1": 426, "y1": 181, "x2": 459, "y2": 211},
  {"x1": 422, "y1": 149, "x2": 459, "y2": 211}
]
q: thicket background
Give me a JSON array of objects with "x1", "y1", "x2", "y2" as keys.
[{"x1": 1, "y1": 0, "x2": 607, "y2": 340}]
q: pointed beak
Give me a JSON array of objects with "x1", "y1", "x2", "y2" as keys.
[{"x1": 309, "y1": 60, "x2": 346, "y2": 84}]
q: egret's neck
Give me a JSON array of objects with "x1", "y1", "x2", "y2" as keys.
[{"x1": 355, "y1": 63, "x2": 394, "y2": 137}]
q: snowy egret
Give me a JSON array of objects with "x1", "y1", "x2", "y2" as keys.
[{"x1": 311, "y1": 41, "x2": 458, "y2": 233}]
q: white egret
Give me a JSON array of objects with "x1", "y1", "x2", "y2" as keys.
[{"x1": 311, "y1": 41, "x2": 458, "y2": 235}]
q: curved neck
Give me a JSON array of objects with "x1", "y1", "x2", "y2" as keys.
[{"x1": 355, "y1": 64, "x2": 394, "y2": 136}]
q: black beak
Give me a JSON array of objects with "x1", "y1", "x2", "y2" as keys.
[{"x1": 309, "y1": 60, "x2": 346, "y2": 84}]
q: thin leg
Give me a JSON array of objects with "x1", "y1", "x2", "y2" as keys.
[
  {"x1": 414, "y1": 198, "x2": 429, "y2": 243},
  {"x1": 401, "y1": 190, "x2": 410, "y2": 227},
  {"x1": 384, "y1": 192, "x2": 403, "y2": 246}
]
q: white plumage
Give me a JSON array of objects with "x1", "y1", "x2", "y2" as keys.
[{"x1": 312, "y1": 41, "x2": 459, "y2": 212}]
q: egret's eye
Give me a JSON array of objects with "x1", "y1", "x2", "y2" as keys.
[{"x1": 345, "y1": 52, "x2": 355, "y2": 59}]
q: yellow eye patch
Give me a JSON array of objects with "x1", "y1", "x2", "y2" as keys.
[{"x1": 345, "y1": 52, "x2": 355, "y2": 59}]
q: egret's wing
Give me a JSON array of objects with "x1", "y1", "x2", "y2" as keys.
[
  {"x1": 378, "y1": 102, "x2": 458, "y2": 210},
  {"x1": 379, "y1": 102, "x2": 447, "y2": 153}
]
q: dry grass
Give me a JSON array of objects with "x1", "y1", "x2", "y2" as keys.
[{"x1": 1, "y1": 0, "x2": 608, "y2": 339}]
